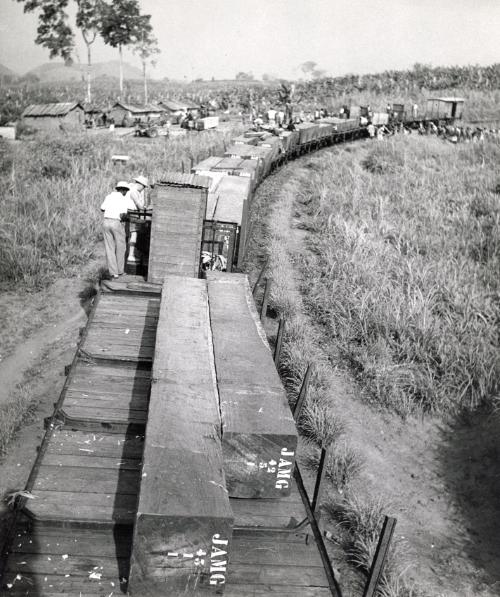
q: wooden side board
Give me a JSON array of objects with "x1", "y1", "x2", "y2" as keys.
[
  {"x1": 148, "y1": 182, "x2": 208, "y2": 283},
  {"x1": 206, "y1": 273, "x2": 298, "y2": 499},
  {"x1": 130, "y1": 277, "x2": 233, "y2": 596}
]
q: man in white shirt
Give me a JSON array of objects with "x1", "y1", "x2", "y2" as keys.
[
  {"x1": 128, "y1": 175, "x2": 149, "y2": 209},
  {"x1": 101, "y1": 181, "x2": 136, "y2": 278}
]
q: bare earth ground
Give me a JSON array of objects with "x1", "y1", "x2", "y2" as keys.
[{"x1": 247, "y1": 152, "x2": 500, "y2": 597}]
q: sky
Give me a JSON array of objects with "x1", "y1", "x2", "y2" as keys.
[{"x1": 0, "y1": 0, "x2": 499, "y2": 80}]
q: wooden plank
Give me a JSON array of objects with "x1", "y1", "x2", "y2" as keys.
[
  {"x1": 10, "y1": 527, "x2": 132, "y2": 558},
  {"x1": 227, "y1": 563, "x2": 328, "y2": 586},
  {"x1": 4, "y1": 552, "x2": 126, "y2": 580},
  {"x1": 45, "y1": 430, "x2": 144, "y2": 459},
  {"x1": 42, "y1": 453, "x2": 142, "y2": 470},
  {"x1": 207, "y1": 273, "x2": 298, "y2": 499},
  {"x1": 32, "y1": 466, "x2": 140, "y2": 495},
  {"x1": 224, "y1": 585, "x2": 333, "y2": 596},
  {"x1": 2, "y1": 526, "x2": 130, "y2": 596},
  {"x1": 130, "y1": 277, "x2": 233, "y2": 595},
  {"x1": 23, "y1": 492, "x2": 138, "y2": 523},
  {"x1": 148, "y1": 184, "x2": 207, "y2": 282},
  {"x1": 229, "y1": 537, "x2": 324, "y2": 567}
]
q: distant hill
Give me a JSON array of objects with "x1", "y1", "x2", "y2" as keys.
[
  {"x1": 0, "y1": 63, "x2": 18, "y2": 79},
  {"x1": 24, "y1": 61, "x2": 144, "y2": 83}
]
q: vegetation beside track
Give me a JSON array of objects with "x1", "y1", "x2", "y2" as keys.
[
  {"x1": 0, "y1": 126, "x2": 241, "y2": 291},
  {"x1": 247, "y1": 163, "x2": 413, "y2": 596},
  {"x1": 294, "y1": 135, "x2": 500, "y2": 415}
]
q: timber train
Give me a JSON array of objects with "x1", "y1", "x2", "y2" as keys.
[
  {"x1": 128, "y1": 96, "x2": 464, "y2": 276},
  {"x1": 0, "y1": 95, "x2": 464, "y2": 597}
]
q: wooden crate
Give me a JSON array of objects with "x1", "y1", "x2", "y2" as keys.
[
  {"x1": 207, "y1": 273, "x2": 298, "y2": 499},
  {"x1": 148, "y1": 175, "x2": 210, "y2": 283}
]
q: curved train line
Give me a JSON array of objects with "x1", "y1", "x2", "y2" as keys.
[{"x1": 0, "y1": 107, "x2": 459, "y2": 597}]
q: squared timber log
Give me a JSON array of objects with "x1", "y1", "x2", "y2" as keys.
[
  {"x1": 206, "y1": 272, "x2": 298, "y2": 498},
  {"x1": 130, "y1": 277, "x2": 233, "y2": 596},
  {"x1": 147, "y1": 176, "x2": 209, "y2": 283}
]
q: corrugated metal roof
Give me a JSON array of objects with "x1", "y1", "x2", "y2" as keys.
[
  {"x1": 428, "y1": 97, "x2": 465, "y2": 103},
  {"x1": 113, "y1": 102, "x2": 165, "y2": 114},
  {"x1": 156, "y1": 172, "x2": 211, "y2": 188},
  {"x1": 160, "y1": 99, "x2": 189, "y2": 111},
  {"x1": 22, "y1": 102, "x2": 83, "y2": 117}
]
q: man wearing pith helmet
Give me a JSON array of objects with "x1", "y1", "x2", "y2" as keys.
[
  {"x1": 128, "y1": 175, "x2": 149, "y2": 209},
  {"x1": 100, "y1": 181, "x2": 136, "y2": 278}
]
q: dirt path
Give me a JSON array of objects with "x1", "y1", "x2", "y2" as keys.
[
  {"x1": 247, "y1": 152, "x2": 500, "y2": 597},
  {"x1": 0, "y1": 255, "x2": 103, "y2": 542},
  {"x1": 0, "y1": 308, "x2": 86, "y2": 407}
]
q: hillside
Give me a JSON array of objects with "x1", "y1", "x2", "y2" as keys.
[
  {"x1": 24, "y1": 60, "x2": 144, "y2": 83},
  {"x1": 0, "y1": 63, "x2": 18, "y2": 79}
]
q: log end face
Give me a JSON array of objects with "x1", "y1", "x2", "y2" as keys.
[
  {"x1": 130, "y1": 514, "x2": 233, "y2": 595},
  {"x1": 222, "y1": 432, "x2": 298, "y2": 498}
]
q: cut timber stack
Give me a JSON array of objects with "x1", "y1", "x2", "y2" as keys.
[
  {"x1": 148, "y1": 174, "x2": 210, "y2": 283},
  {"x1": 130, "y1": 276, "x2": 233, "y2": 596},
  {"x1": 207, "y1": 272, "x2": 298, "y2": 498}
]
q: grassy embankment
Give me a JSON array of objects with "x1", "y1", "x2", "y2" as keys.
[
  {"x1": 0, "y1": 125, "x2": 240, "y2": 454},
  {"x1": 261, "y1": 133, "x2": 499, "y2": 595}
]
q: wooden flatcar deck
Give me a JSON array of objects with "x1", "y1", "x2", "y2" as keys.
[
  {"x1": 0, "y1": 287, "x2": 159, "y2": 596},
  {"x1": 59, "y1": 361, "x2": 151, "y2": 433},
  {"x1": 80, "y1": 293, "x2": 160, "y2": 364},
  {"x1": 26, "y1": 429, "x2": 143, "y2": 525},
  {"x1": 225, "y1": 476, "x2": 333, "y2": 596},
  {"x1": 1, "y1": 280, "x2": 337, "y2": 597}
]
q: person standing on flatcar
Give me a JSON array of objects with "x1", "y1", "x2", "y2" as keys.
[
  {"x1": 128, "y1": 176, "x2": 149, "y2": 209},
  {"x1": 101, "y1": 182, "x2": 136, "y2": 278}
]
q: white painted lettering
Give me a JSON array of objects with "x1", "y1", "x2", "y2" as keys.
[
  {"x1": 211, "y1": 546, "x2": 227, "y2": 559},
  {"x1": 212, "y1": 534, "x2": 228, "y2": 546},
  {"x1": 210, "y1": 560, "x2": 227, "y2": 572},
  {"x1": 281, "y1": 448, "x2": 295, "y2": 457},
  {"x1": 275, "y1": 479, "x2": 289, "y2": 489},
  {"x1": 209, "y1": 573, "x2": 226, "y2": 586}
]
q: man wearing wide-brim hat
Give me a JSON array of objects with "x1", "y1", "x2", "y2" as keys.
[
  {"x1": 128, "y1": 175, "x2": 149, "y2": 209},
  {"x1": 100, "y1": 181, "x2": 136, "y2": 278}
]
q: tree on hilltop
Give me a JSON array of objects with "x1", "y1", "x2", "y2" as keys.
[
  {"x1": 300, "y1": 60, "x2": 326, "y2": 80},
  {"x1": 17, "y1": 0, "x2": 103, "y2": 103},
  {"x1": 235, "y1": 71, "x2": 254, "y2": 81}
]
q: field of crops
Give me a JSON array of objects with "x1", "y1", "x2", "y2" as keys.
[{"x1": 2, "y1": 63, "x2": 500, "y2": 125}]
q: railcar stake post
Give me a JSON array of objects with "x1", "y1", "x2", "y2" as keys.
[
  {"x1": 293, "y1": 363, "x2": 314, "y2": 420},
  {"x1": 273, "y1": 316, "x2": 285, "y2": 367},
  {"x1": 311, "y1": 444, "x2": 329, "y2": 515},
  {"x1": 363, "y1": 516, "x2": 397, "y2": 597},
  {"x1": 260, "y1": 277, "x2": 271, "y2": 322},
  {"x1": 252, "y1": 257, "x2": 269, "y2": 296}
]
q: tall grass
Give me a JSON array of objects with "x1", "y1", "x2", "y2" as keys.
[
  {"x1": 258, "y1": 168, "x2": 409, "y2": 595},
  {"x1": 296, "y1": 136, "x2": 500, "y2": 414},
  {"x1": 0, "y1": 127, "x2": 240, "y2": 290}
]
